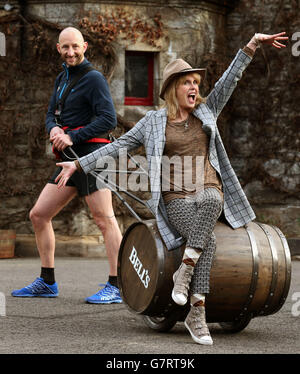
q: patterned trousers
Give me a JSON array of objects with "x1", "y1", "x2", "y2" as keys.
[{"x1": 165, "y1": 188, "x2": 223, "y2": 294}]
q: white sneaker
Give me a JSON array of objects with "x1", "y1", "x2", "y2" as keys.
[
  {"x1": 184, "y1": 306, "x2": 213, "y2": 345},
  {"x1": 172, "y1": 262, "x2": 194, "y2": 306}
]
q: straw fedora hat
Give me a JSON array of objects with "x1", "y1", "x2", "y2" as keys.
[{"x1": 160, "y1": 58, "x2": 206, "y2": 100}]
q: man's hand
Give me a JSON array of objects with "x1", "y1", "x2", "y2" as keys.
[
  {"x1": 51, "y1": 133, "x2": 73, "y2": 151},
  {"x1": 49, "y1": 126, "x2": 65, "y2": 138}
]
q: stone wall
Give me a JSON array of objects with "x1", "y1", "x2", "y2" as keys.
[
  {"x1": 0, "y1": 0, "x2": 231, "y2": 255},
  {"x1": 0, "y1": 0, "x2": 299, "y2": 257},
  {"x1": 226, "y1": 0, "x2": 300, "y2": 240}
]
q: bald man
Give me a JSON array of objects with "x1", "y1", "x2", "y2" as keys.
[{"x1": 12, "y1": 27, "x2": 123, "y2": 304}]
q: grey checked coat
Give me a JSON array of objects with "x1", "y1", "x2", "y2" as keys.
[{"x1": 79, "y1": 48, "x2": 256, "y2": 250}]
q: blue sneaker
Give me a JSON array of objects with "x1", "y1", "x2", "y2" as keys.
[
  {"x1": 11, "y1": 277, "x2": 59, "y2": 297},
  {"x1": 85, "y1": 282, "x2": 122, "y2": 304}
]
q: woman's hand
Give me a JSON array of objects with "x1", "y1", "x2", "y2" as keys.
[
  {"x1": 256, "y1": 31, "x2": 288, "y2": 48},
  {"x1": 55, "y1": 161, "x2": 77, "y2": 188},
  {"x1": 251, "y1": 31, "x2": 288, "y2": 49}
]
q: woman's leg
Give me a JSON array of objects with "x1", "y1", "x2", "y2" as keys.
[
  {"x1": 184, "y1": 234, "x2": 217, "y2": 345},
  {"x1": 186, "y1": 189, "x2": 222, "y2": 345},
  {"x1": 166, "y1": 188, "x2": 223, "y2": 303},
  {"x1": 166, "y1": 188, "x2": 222, "y2": 345},
  {"x1": 166, "y1": 198, "x2": 199, "y2": 305},
  {"x1": 190, "y1": 233, "x2": 217, "y2": 295}
]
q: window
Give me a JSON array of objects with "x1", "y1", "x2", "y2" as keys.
[{"x1": 124, "y1": 51, "x2": 154, "y2": 106}]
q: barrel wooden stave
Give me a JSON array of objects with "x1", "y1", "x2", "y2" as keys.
[
  {"x1": 206, "y1": 224, "x2": 253, "y2": 321},
  {"x1": 206, "y1": 222, "x2": 291, "y2": 322},
  {"x1": 118, "y1": 220, "x2": 291, "y2": 323},
  {"x1": 255, "y1": 223, "x2": 291, "y2": 316}
]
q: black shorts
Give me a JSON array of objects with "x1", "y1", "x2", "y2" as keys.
[{"x1": 48, "y1": 143, "x2": 108, "y2": 197}]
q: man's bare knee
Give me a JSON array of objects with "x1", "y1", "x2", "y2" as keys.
[
  {"x1": 29, "y1": 207, "x2": 50, "y2": 227},
  {"x1": 93, "y1": 214, "x2": 115, "y2": 234}
]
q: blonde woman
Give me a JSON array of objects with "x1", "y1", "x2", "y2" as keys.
[{"x1": 55, "y1": 32, "x2": 288, "y2": 345}]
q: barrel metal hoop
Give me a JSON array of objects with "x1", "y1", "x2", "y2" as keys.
[
  {"x1": 238, "y1": 224, "x2": 259, "y2": 320},
  {"x1": 269, "y1": 225, "x2": 292, "y2": 314},
  {"x1": 255, "y1": 223, "x2": 278, "y2": 316}
]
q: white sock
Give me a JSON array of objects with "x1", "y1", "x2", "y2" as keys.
[
  {"x1": 183, "y1": 246, "x2": 202, "y2": 266},
  {"x1": 191, "y1": 293, "x2": 205, "y2": 307}
]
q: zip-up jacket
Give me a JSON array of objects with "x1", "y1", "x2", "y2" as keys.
[{"x1": 45, "y1": 58, "x2": 117, "y2": 145}]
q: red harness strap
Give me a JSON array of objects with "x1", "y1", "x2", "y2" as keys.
[
  {"x1": 62, "y1": 126, "x2": 111, "y2": 144},
  {"x1": 52, "y1": 126, "x2": 111, "y2": 159}
]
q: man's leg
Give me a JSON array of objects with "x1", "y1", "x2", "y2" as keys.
[
  {"x1": 84, "y1": 188, "x2": 123, "y2": 303},
  {"x1": 30, "y1": 183, "x2": 77, "y2": 267},
  {"x1": 11, "y1": 183, "x2": 77, "y2": 297}
]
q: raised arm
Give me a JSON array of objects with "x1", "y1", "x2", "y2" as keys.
[{"x1": 206, "y1": 32, "x2": 288, "y2": 118}]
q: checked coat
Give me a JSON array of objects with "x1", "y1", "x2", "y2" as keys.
[{"x1": 79, "y1": 48, "x2": 256, "y2": 250}]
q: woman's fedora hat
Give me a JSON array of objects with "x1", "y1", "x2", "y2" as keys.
[{"x1": 160, "y1": 59, "x2": 206, "y2": 100}]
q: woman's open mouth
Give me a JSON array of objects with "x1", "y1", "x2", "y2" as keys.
[{"x1": 188, "y1": 93, "x2": 196, "y2": 104}]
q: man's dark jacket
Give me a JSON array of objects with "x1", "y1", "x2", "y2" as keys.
[{"x1": 46, "y1": 58, "x2": 117, "y2": 145}]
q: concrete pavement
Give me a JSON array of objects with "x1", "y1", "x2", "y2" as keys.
[{"x1": 0, "y1": 257, "x2": 299, "y2": 355}]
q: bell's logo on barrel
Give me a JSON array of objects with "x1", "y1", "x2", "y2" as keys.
[{"x1": 129, "y1": 246, "x2": 150, "y2": 288}]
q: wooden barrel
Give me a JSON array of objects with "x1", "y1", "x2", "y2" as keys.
[
  {"x1": 117, "y1": 220, "x2": 291, "y2": 323},
  {"x1": 0, "y1": 230, "x2": 16, "y2": 259}
]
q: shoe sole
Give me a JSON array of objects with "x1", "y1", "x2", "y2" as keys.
[
  {"x1": 85, "y1": 299, "x2": 122, "y2": 304},
  {"x1": 171, "y1": 290, "x2": 187, "y2": 305},
  {"x1": 184, "y1": 321, "x2": 213, "y2": 345},
  {"x1": 11, "y1": 294, "x2": 58, "y2": 297}
]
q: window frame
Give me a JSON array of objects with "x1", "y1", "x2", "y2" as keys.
[{"x1": 124, "y1": 51, "x2": 154, "y2": 106}]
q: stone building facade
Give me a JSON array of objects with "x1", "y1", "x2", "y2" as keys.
[{"x1": 0, "y1": 0, "x2": 299, "y2": 256}]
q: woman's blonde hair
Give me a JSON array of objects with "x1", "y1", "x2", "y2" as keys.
[{"x1": 163, "y1": 73, "x2": 206, "y2": 121}]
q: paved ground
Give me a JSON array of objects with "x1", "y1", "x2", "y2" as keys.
[{"x1": 0, "y1": 257, "x2": 299, "y2": 357}]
